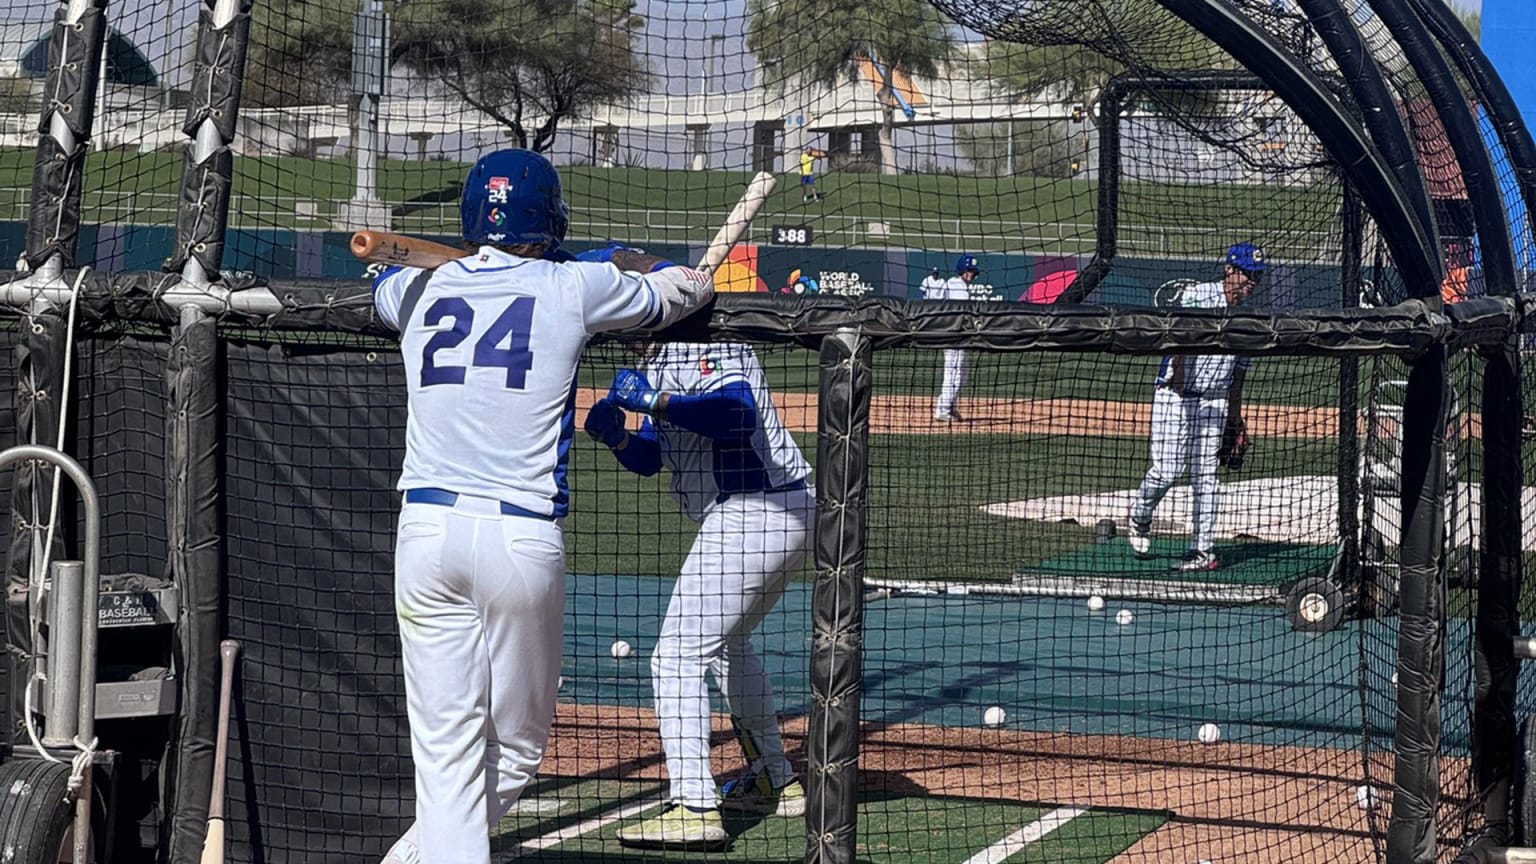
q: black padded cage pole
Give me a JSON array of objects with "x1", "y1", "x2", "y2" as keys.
[
  {"x1": 1390, "y1": 340, "x2": 1452, "y2": 864},
  {"x1": 1365, "y1": 0, "x2": 1518, "y2": 301},
  {"x1": 1337, "y1": 187, "x2": 1363, "y2": 610},
  {"x1": 1461, "y1": 337, "x2": 1525, "y2": 859},
  {"x1": 4, "y1": 312, "x2": 68, "y2": 749},
  {"x1": 165, "y1": 0, "x2": 255, "y2": 291},
  {"x1": 161, "y1": 306, "x2": 224, "y2": 864},
  {"x1": 1294, "y1": 0, "x2": 1439, "y2": 250},
  {"x1": 1402, "y1": 1, "x2": 1536, "y2": 856},
  {"x1": 1363, "y1": 4, "x2": 1521, "y2": 860},
  {"x1": 805, "y1": 327, "x2": 871, "y2": 864},
  {"x1": 23, "y1": 0, "x2": 109, "y2": 276},
  {"x1": 1406, "y1": 0, "x2": 1536, "y2": 260}
]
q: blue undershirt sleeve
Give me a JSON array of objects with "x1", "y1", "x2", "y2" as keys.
[
  {"x1": 662, "y1": 380, "x2": 757, "y2": 440},
  {"x1": 614, "y1": 417, "x2": 663, "y2": 476}
]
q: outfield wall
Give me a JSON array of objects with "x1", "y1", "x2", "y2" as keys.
[{"x1": 0, "y1": 222, "x2": 1407, "y2": 308}]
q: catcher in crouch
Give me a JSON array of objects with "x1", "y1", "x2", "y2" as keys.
[{"x1": 1127, "y1": 243, "x2": 1261, "y2": 572}]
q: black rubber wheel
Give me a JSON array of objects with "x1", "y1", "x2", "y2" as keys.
[
  {"x1": 1521, "y1": 714, "x2": 1536, "y2": 845},
  {"x1": 1285, "y1": 577, "x2": 1346, "y2": 632},
  {"x1": 0, "y1": 758, "x2": 78, "y2": 864}
]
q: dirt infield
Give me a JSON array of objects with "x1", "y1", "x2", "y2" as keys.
[
  {"x1": 574, "y1": 388, "x2": 1352, "y2": 439},
  {"x1": 546, "y1": 702, "x2": 1413, "y2": 862}
]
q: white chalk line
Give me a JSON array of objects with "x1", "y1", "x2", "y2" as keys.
[{"x1": 961, "y1": 806, "x2": 1089, "y2": 864}]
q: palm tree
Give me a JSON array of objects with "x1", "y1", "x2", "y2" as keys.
[{"x1": 747, "y1": 0, "x2": 956, "y2": 175}]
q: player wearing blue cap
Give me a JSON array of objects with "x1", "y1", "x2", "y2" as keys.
[
  {"x1": 934, "y1": 255, "x2": 980, "y2": 421},
  {"x1": 375, "y1": 149, "x2": 714, "y2": 864},
  {"x1": 1127, "y1": 243, "x2": 1264, "y2": 572}
]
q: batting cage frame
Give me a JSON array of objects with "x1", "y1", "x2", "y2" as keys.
[{"x1": 0, "y1": 0, "x2": 1527, "y2": 863}]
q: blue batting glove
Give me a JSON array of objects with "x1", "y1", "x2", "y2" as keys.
[
  {"x1": 574, "y1": 243, "x2": 625, "y2": 263},
  {"x1": 583, "y1": 398, "x2": 628, "y2": 448},
  {"x1": 610, "y1": 369, "x2": 662, "y2": 413},
  {"x1": 575, "y1": 243, "x2": 676, "y2": 272}
]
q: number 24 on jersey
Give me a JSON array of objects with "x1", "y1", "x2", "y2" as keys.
[{"x1": 419, "y1": 296, "x2": 535, "y2": 389}]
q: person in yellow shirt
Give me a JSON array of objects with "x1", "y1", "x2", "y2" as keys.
[{"x1": 799, "y1": 147, "x2": 823, "y2": 203}]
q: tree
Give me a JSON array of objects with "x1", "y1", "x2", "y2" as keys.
[
  {"x1": 956, "y1": 120, "x2": 1078, "y2": 178},
  {"x1": 747, "y1": 0, "x2": 956, "y2": 175},
  {"x1": 242, "y1": 0, "x2": 651, "y2": 154},
  {"x1": 245, "y1": 0, "x2": 353, "y2": 108},
  {"x1": 392, "y1": 0, "x2": 651, "y2": 152}
]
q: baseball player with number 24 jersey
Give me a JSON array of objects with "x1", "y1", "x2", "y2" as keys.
[
  {"x1": 375, "y1": 150, "x2": 713, "y2": 864},
  {"x1": 583, "y1": 336, "x2": 813, "y2": 849}
]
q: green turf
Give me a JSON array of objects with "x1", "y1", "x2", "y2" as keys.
[
  {"x1": 1026, "y1": 537, "x2": 1335, "y2": 586},
  {"x1": 0, "y1": 148, "x2": 1338, "y2": 251},
  {"x1": 1006, "y1": 809, "x2": 1169, "y2": 863},
  {"x1": 566, "y1": 427, "x2": 1343, "y2": 582},
  {"x1": 491, "y1": 777, "x2": 1167, "y2": 863}
]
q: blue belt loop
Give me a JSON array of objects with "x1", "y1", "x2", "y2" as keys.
[{"x1": 404, "y1": 488, "x2": 555, "y2": 521}]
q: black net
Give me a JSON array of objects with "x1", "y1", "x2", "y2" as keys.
[
  {"x1": 861, "y1": 346, "x2": 1397, "y2": 862},
  {"x1": 0, "y1": 0, "x2": 1528, "y2": 861},
  {"x1": 222, "y1": 336, "x2": 410, "y2": 863},
  {"x1": 73, "y1": 332, "x2": 168, "y2": 579}
]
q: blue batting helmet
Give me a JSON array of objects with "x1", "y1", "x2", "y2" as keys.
[
  {"x1": 955, "y1": 255, "x2": 981, "y2": 275},
  {"x1": 461, "y1": 149, "x2": 570, "y2": 250},
  {"x1": 1224, "y1": 243, "x2": 1266, "y2": 273}
]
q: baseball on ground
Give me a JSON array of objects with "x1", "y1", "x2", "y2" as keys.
[
  {"x1": 1087, "y1": 595, "x2": 1106, "y2": 611},
  {"x1": 982, "y1": 706, "x2": 1006, "y2": 727},
  {"x1": 610, "y1": 639, "x2": 633, "y2": 659},
  {"x1": 1115, "y1": 609, "x2": 1134, "y2": 625},
  {"x1": 1197, "y1": 722, "x2": 1221, "y2": 744},
  {"x1": 1355, "y1": 785, "x2": 1381, "y2": 810}
]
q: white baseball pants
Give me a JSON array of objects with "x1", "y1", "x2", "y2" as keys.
[
  {"x1": 935, "y1": 349, "x2": 969, "y2": 417},
  {"x1": 650, "y1": 485, "x2": 815, "y2": 809},
  {"x1": 384, "y1": 496, "x2": 566, "y2": 864},
  {"x1": 1130, "y1": 388, "x2": 1227, "y2": 553}
]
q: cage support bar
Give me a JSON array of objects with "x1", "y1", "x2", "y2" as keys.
[{"x1": 806, "y1": 327, "x2": 872, "y2": 864}]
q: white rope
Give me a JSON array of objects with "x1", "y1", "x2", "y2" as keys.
[
  {"x1": 66, "y1": 734, "x2": 97, "y2": 801},
  {"x1": 25, "y1": 266, "x2": 89, "y2": 771}
]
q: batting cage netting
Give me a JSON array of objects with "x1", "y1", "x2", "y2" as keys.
[{"x1": 0, "y1": 1, "x2": 1528, "y2": 864}]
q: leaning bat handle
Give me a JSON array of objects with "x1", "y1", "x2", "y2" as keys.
[
  {"x1": 351, "y1": 230, "x2": 468, "y2": 270},
  {"x1": 210, "y1": 641, "x2": 238, "y2": 818}
]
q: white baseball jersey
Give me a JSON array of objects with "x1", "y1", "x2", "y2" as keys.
[
  {"x1": 1155, "y1": 279, "x2": 1252, "y2": 397},
  {"x1": 940, "y1": 276, "x2": 971, "y2": 300},
  {"x1": 920, "y1": 274, "x2": 947, "y2": 299},
  {"x1": 373, "y1": 247, "x2": 711, "y2": 517},
  {"x1": 645, "y1": 343, "x2": 811, "y2": 522}
]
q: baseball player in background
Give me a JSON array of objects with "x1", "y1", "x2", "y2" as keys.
[
  {"x1": 374, "y1": 149, "x2": 714, "y2": 864},
  {"x1": 1127, "y1": 243, "x2": 1263, "y2": 572},
  {"x1": 920, "y1": 266, "x2": 946, "y2": 299},
  {"x1": 583, "y1": 341, "x2": 813, "y2": 849},
  {"x1": 933, "y1": 255, "x2": 980, "y2": 422}
]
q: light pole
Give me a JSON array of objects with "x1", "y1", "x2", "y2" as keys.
[
  {"x1": 709, "y1": 34, "x2": 724, "y2": 97},
  {"x1": 338, "y1": 0, "x2": 391, "y2": 229}
]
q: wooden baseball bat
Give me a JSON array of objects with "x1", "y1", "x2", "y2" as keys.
[
  {"x1": 350, "y1": 230, "x2": 468, "y2": 269},
  {"x1": 697, "y1": 171, "x2": 776, "y2": 275},
  {"x1": 200, "y1": 639, "x2": 241, "y2": 864},
  {"x1": 349, "y1": 170, "x2": 776, "y2": 273}
]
